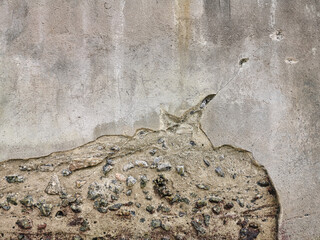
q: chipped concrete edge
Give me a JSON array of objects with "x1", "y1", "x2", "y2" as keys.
[{"x1": 1, "y1": 94, "x2": 281, "y2": 238}]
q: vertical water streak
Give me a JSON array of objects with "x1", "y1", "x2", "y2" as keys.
[
  {"x1": 270, "y1": 0, "x2": 277, "y2": 28},
  {"x1": 111, "y1": 0, "x2": 126, "y2": 120}
]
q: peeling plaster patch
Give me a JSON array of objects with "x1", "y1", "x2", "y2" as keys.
[
  {"x1": 0, "y1": 96, "x2": 280, "y2": 239},
  {"x1": 270, "y1": 29, "x2": 284, "y2": 41},
  {"x1": 285, "y1": 57, "x2": 299, "y2": 64}
]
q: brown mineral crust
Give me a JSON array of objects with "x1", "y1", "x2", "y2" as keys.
[{"x1": 69, "y1": 158, "x2": 104, "y2": 172}]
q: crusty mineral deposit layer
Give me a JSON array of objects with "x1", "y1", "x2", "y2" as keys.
[{"x1": 0, "y1": 96, "x2": 279, "y2": 240}]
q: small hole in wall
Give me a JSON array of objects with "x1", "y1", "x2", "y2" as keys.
[
  {"x1": 55, "y1": 210, "x2": 66, "y2": 218},
  {"x1": 239, "y1": 58, "x2": 249, "y2": 66}
]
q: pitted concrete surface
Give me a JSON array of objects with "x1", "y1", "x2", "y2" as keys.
[{"x1": 0, "y1": 1, "x2": 319, "y2": 239}]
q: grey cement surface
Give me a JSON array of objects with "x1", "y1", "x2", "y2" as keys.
[{"x1": 0, "y1": 0, "x2": 319, "y2": 239}]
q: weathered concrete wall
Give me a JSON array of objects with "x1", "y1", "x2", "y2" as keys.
[{"x1": 0, "y1": 0, "x2": 319, "y2": 239}]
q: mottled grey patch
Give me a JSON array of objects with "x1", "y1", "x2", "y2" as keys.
[
  {"x1": 51, "y1": 57, "x2": 70, "y2": 76},
  {"x1": 5, "y1": 0, "x2": 29, "y2": 43}
]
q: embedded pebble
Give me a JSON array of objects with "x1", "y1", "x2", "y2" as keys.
[
  {"x1": 61, "y1": 169, "x2": 72, "y2": 176},
  {"x1": 239, "y1": 226, "x2": 260, "y2": 239},
  {"x1": 153, "y1": 156, "x2": 163, "y2": 164},
  {"x1": 153, "y1": 175, "x2": 172, "y2": 197},
  {"x1": 200, "y1": 95, "x2": 214, "y2": 108},
  {"x1": 151, "y1": 219, "x2": 161, "y2": 228},
  {"x1": 102, "y1": 164, "x2": 113, "y2": 175},
  {"x1": 161, "y1": 223, "x2": 171, "y2": 231},
  {"x1": 97, "y1": 146, "x2": 104, "y2": 151},
  {"x1": 146, "y1": 205, "x2": 155, "y2": 214},
  {"x1": 135, "y1": 160, "x2": 148, "y2": 167},
  {"x1": 126, "y1": 176, "x2": 137, "y2": 187},
  {"x1": 176, "y1": 165, "x2": 185, "y2": 176},
  {"x1": 237, "y1": 198, "x2": 245, "y2": 207},
  {"x1": 175, "y1": 234, "x2": 184, "y2": 240},
  {"x1": 209, "y1": 196, "x2": 223, "y2": 203},
  {"x1": 249, "y1": 222, "x2": 259, "y2": 229},
  {"x1": 111, "y1": 195, "x2": 118, "y2": 201},
  {"x1": 7, "y1": 194, "x2": 18, "y2": 205},
  {"x1": 257, "y1": 179, "x2": 270, "y2": 187},
  {"x1": 110, "y1": 146, "x2": 120, "y2": 152},
  {"x1": 203, "y1": 214, "x2": 210, "y2": 226},
  {"x1": 80, "y1": 219, "x2": 90, "y2": 232},
  {"x1": 179, "y1": 211, "x2": 186, "y2": 217},
  {"x1": 215, "y1": 167, "x2": 225, "y2": 177},
  {"x1": 140, "y1": 175, "x2": 148, "y2": 188},
  {"x1": 0, "y1": 201, "x2": 10, "y2": 211},
  {"x1": 38, "y1": 202, "x2": 53, "y2": 216},
  {"x1": 224, "y1": 202, "x2": 234, "y2": 210},
  {"x1": 123, "y1": 163, "x2": 135, "y2": 171},
  {"x1": 20, "y1": 195, "x2": 34, "y2": 207},
  {"x1": 196, "y1": 184, "x2": 209, "y2": 190},
  {"x1": 73, "y1": 235, "x2": 83, "y2": 240},
  {"x1": 135, "y1": 203, "x2": 141, "y2": 208},
  {"x1": 19, "y1": 165, "x2": 31, "y2": 171},
  {"x1": 191, "y1": 220, "x2": 206, "y2": 235},
  {"x1": 162, "y1": 142, "x2": 168, "y2": 149},
  {"x1": 116, "y1": 209, "x2": 132, "y2": 217},
  {"x1": 115, "y1": 173, "x2": 126, "y2": 182},
  {"x1": 157, "y1": 204, "x2": 171, "y2": 213},
  {"x1": 251, "y1": 194, "x2": 263, "y2": 202},
  {"x1": 37, "y1": 223, "x2": 47, "y2": 230},
  {"x1": 75, "y1": 180, "x2": 87, "y2": 188},
  {"x1": 149, "y1": 149, "x2": 157, "y2": 156},
  {"x1": 16, "y1": 218, "x2": 32, "y2": 229},
  {"x1": 87, "y1": 182, "x2": 103, "y2": 200},
  {"x1": 45, "y1": 174, "x2": 63, "y2": 195},
  {"x1": 5, "y1": 175, "x2": 24, "y2": 183},
  {"x1": 203, "y1": 158, "x2": 210, "y2": 167},
  {"x1": 70, "y1": 204, "x2": 82, "y2": 213},
  {"x1": 212, "y1": 205, "x2": 221, "y2": 215},
  {"x1": 195, "y1": 200, "x2": 207, "y2": 208},
  {"x1": 39, "y1": 164, "x2": 54, "y2": 172},
  {"x1": 94, "y1": 198, "x2": 108, "y2": 213},
  {"x1": 109, "y1": 203, "x2": 122, "y2": 211},
  {"x1": 106, "y1": 159, "x2": 114, "y2": 165},
  {"x1": 157, "y1": 162, "x2": 172, "y2": 171}
]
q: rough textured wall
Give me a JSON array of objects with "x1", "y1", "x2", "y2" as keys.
[
  {"x1": 0, "y1": 0, "x2": 319, "y2": 239},
  {"x1": 0, "y1": 98, "x2": 280, "y2": 239}
]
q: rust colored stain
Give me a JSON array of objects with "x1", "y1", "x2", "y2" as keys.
[
  {"x1": 176, "y1": 0, "x2": 191, "y2": 53},
  {"x1": 175, "y1": 0, "x2": 191, "y2": 83}
]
